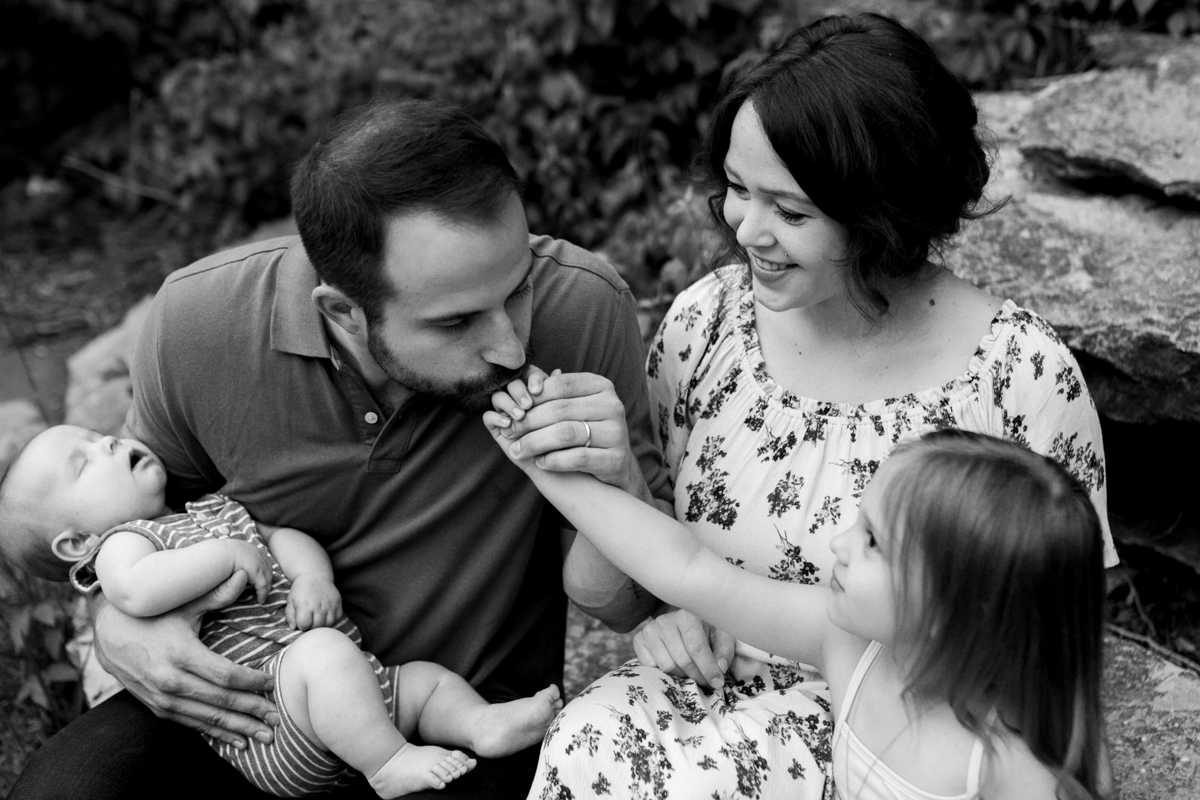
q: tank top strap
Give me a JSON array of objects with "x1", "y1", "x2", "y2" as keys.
[
  {"x1": 963, "y1": 735, "x2": 986, "y2": 796},
  {"x1": 836, "y1": 640, "x2": 884, "y2": 730}
]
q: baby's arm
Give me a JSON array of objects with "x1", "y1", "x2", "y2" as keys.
[
  {"x1": 94, "y1": 531, "x2": 272, "y2": 618},
  {"x1": 484, "y1": 408, "x2": 832, "y2": 670},
  {"x1": 258, "y1": 524, "x2": 341, "y2": 630}
]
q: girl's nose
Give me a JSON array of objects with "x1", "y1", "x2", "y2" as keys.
[{"x1": 829, "y1": 528, "x2": 850, "y2": 560}]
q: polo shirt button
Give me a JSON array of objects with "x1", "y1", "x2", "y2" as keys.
[{"x1": 364, "y1": 412, "x2": 379, "y2": 424}]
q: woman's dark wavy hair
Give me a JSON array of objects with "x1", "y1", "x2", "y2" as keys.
[
  {"x1": 698, "y1": 13, "x2": 1002, "y2": 317},
  {"x1": 883, "y1": 429, "x2": 1106, "y2": 800},
  {"x1": 291, "y1": 97, "x2": 522, "y2": 323}
]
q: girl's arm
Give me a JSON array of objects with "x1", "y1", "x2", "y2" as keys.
[
  {"x1": 486, "y1": 418, "x2": 832, "y2": 669},
  {"x1": 258, "y1": 524, "x2": 341, "y2": 630},
  {"x1": 94, "y1": 531, "x2": 272, "y2": 617}
]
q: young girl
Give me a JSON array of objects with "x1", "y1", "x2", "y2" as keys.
[{"x1": 486, "y1": 409, "x2": 1108, "y2": 799}]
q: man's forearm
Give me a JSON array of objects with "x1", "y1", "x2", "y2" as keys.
[{"x1": 563, "y1": 530, "x2": 659, "y2": 632}]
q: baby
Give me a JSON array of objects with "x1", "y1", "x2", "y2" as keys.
[{"x1": 0, "y1": 425, "x2": 561, "y2": 798}]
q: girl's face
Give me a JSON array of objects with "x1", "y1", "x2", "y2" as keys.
[
  {"x1": 827, "y1": 461, "x2": 901, "y2": 644},
  {"x1": 721, "y1": 102, "x2": 851, "y2": 314}
]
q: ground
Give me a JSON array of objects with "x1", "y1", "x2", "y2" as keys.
[{"x1": 2, "y1": 185, "x2": 1200, "y2": 795}]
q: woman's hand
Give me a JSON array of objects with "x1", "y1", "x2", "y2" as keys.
[
  {"x1": 92, "y1": 570, "x2": 279, "y2": 749},
  {"x1": 634, "y1": 606, "x2": 736, "y2": 690}
]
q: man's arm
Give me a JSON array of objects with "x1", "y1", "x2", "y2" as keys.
[{"x1": 91, "y1": 285, "x2": 275, "y2": 747}]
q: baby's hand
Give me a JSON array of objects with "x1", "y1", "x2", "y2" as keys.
[
  {"x1": 287, "y1": 573, "x2": 342, "y2": 630},
  {"x1": 226, "y1": 540, "x2": 273, "y2": 604},
  {"x1": 483, "y1": 366, "x2": 555, "y2": 467}
]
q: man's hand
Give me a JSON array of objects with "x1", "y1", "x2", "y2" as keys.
[
  {"x1": 489, "y1": 368, "x2": 645, "y2": 496},
  {"x1": 92, "y1": 570, "x2": 279, "y2": 749},
  {"x1": 634, "y1": 606, "x2": 736, "y2": 690},
  {"x1": 286, "y1": 573, "x2": 342, "y2": 630}
]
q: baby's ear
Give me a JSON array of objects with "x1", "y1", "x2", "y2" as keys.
[{"x1": 50, "y1": 528, "x2": 100, "y2": 562}]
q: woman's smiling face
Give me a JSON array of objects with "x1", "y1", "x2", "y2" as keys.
[{"x1": 721, "y1": 101, "x2": 851, "y2": 314}]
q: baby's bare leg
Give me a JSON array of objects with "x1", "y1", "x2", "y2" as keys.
[
  {"x1": 395, "y1": 661, "x2": 563, "y2": 758},
  {"x1": 278, "y1": 629, "x2": 474, "y2": 798}
]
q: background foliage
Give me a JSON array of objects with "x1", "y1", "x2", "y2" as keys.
[{"x1": 2, "y1": 0, "x2": 1199, "y2": 790}]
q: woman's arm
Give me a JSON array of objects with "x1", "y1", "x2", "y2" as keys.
[{"x1": 93, "y1": 531, "x2": 272, "y2": 617}]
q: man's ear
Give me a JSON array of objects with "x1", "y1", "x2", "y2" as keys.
[
  {"x1": 312, "y1": 284, "x2": 367, "y2": 337},
  {"x1": 50, "y1": 529, "x2": 100, "y2": 563}
]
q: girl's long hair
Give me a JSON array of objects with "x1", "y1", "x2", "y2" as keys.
[{"x1": 883, "y1": 430, "x2": 1105, "y2": 799}]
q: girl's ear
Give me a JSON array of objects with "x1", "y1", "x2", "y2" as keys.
[{"x1": 50, "y1": 529, "x2": 100, "y2": 562}]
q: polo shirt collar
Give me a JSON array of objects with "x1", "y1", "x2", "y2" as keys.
[{"x1": 270, "y1": 240, "x2": 332, "y2": 359}]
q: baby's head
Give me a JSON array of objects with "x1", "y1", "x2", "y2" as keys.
[
  {"x1": 0, "y1": 425, "x2": 168, "y2": 581},
  {"x1": 860, "y1": 428, "x2": 1104, "y2": 791}
]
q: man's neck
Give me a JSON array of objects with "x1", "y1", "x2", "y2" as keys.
[{"x1": 321, "y1": 317, "x2": 414, "y2": 413}]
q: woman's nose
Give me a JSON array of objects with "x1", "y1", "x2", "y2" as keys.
[{"x1": 735, "y1": 204, "x2": 772, "y2": 249}]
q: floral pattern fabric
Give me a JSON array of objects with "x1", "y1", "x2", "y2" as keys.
[{"x1": 529, "y1": 267, "x2": 1113, "y2": 800}]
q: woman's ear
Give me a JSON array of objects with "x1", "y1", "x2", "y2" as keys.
[
  {"x1": 312, "y1": 284, "x2": 367, "y2": 337},
  {"x1": 50, "y1": 529, "x2": 100, "y2": 562}
]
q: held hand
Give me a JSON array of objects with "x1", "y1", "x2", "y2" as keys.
[
  {"x1": 488, "y1": 367, "x2": 642, "y2": 492},
  {"x1": 633, "y1": 606, "x2": 736, "y2": 690},
  {"x1": 286, "y1": 573, "x2": 343, "y2": 630},
  {"x1": 225, "y1": 540, "x2": 273, "y2": 604},
  {"x1": 92, "y1": 571, "x2": 279, "y2": 749}
]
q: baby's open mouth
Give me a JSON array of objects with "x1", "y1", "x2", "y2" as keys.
[{"x1": 129, "y1": 450, "x2": 145, "y2": 468}]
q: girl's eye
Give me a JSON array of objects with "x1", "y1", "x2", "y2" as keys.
[
  {"x1": 866, "y1": 531, "x2": 878, "y2": 549},
  {"x1": 777, "y1": 208, "x2": 808, "y2": 224}
]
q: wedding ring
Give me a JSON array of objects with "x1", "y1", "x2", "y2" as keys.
[{"x1": 582, "y1": 420, "x2": 592, "y2": 448}]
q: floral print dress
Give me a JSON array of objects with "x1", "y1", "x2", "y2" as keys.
[{"x1": 529, "y1": 267, "x2": 1114, "y2": 800}]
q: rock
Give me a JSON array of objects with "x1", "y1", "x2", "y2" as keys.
[
  {"x1": 1106, "y1": 634, "x2": 1200, "y2": 799},
  {"x1": 949, "y1": 94, "x2": 1200, "y2": 426},
  {"x1": 0, "y1": 399, "x2": 47, "y2": 472},
  {"x1": 1019, "y1": 45, "x2": 1200, "y2": 201},
  {"x1": 63, "y1": 296, "x2": 153, "y2": 436}
]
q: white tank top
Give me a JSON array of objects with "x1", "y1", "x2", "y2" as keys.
[{"x1": 832, "y1": 641, "x2": 985, "y2": 800}]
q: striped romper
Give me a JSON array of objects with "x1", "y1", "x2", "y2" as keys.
[{"x1": 72, "y1": 493, "x2": 401, "y2": 796}]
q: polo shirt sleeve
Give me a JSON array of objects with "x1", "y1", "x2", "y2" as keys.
[{"x1": 125, "y1": 279, "x2": 223, "y2": 506}]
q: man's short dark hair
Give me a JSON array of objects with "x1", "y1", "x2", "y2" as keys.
[{"x1": 291, "y1": 97, "x2": 522, "y2": 322}]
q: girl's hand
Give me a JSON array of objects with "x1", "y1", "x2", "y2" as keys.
[
  {"x1": 226, "y1": 541, "x2": 273, "y2": 604},
  {"x1": 483, "y1": 367, "x2": 560, "y2": 472},
  {"x1": 286, "y1": 573, "x2": 342, "y2": 630},
  {"x1": 634, "y1": 606, "x2": 736, "y2": 690}
]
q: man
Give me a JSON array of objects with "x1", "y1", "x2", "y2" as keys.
[{"x1": 12, "y1": 98, "x2": 670, "y2": 799}]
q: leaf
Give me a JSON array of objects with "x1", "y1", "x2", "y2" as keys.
[
  {"x1": 42, "y1": 662, "x2": 81, "y2": 684},
  {"x1": 664, "y1": 0, "x2": 712, "y2": 29},
  {"x1": 8, "y1": 605, "x2": 31, "y2": 652},
  {"x1": 1132, "y1": 0, "x2": 1157, "y2": 19},
  {"x1": 32, "y1": 600, "x2": 60, "y2": 626},
  {"x1": 16, "y1": 675, "x2": 49, "y2": 711},
  {"x1": 585, "y1": 0, "x2": 618, "y2": 38}
]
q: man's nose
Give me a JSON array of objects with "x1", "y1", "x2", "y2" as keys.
[{"x1": 482, "y1": 314, "x2": 527, "y2": 371}]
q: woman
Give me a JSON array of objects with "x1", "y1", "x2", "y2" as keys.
[{"x1": 529, "y1": 13, "x2": 1114, "y2": 800}]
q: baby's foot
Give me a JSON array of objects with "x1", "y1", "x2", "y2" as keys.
[
  {"x1": 469, "y1": 685, "x2": 563, "y2": 758},
  {"x1": 367, "y1": 742, "x2": 475, "y2": 798}
]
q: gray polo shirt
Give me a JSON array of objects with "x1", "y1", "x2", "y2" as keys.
[{"x1": 126, "y1": 234, "x2": 669, "y2": 692}]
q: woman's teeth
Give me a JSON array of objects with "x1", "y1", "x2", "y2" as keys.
[{"x1": 753, "y1": 255, "x2": 793, "y2": 272}]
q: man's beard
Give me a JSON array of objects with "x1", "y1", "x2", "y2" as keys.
[{"x1": 367, "y1": 328, "x2": 527, "y2": 414}]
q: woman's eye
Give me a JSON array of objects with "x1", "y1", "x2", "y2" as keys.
[
  {"x1": 508, "y1": 281, "x2": 533, "y2": 301},
  {"x1": 777, "y1": 208, "x2": 808, "y2": 224},
  {"x1": 726, "y1": 181, "x2": 749, "y2": 198}
]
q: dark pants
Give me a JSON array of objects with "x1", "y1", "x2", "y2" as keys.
[{"x1": 10, "y1": 690, "x2": 540, "y2": 799}]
